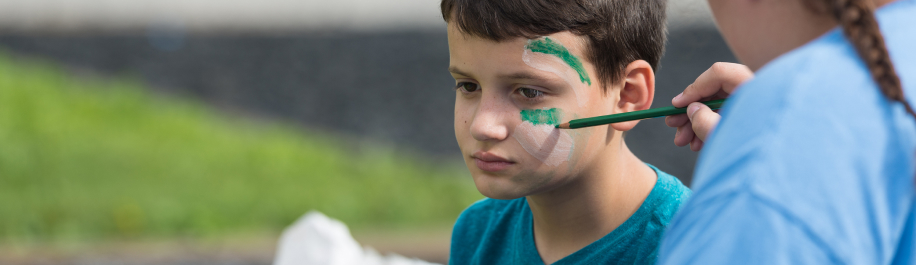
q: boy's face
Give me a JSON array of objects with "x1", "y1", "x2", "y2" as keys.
[{"x1": 448, "y1": 24, "x2": 621, "y2": 199}]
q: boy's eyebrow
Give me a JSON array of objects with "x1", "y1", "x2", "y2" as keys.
[
  {"x1": 448, "y1": 66, "x2": 472, "y2": 77},
  {"x1": 449, "y1": 66, "x2": 554, "y2": 83},
  {"x1": 498, "y1": 72, "x2": 552, "y2": 82}
]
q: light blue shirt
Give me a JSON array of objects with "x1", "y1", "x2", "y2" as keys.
[
  {"x1": 657, "y1": 0, "x2": 916, "y2": 264},
  {"x1": 450, "y1": 164, "x2": 690, "y2": 265}
]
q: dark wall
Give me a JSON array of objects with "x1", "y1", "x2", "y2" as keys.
[{"x1": 0, "y1": 27, "x2": 736, "y2": 185}]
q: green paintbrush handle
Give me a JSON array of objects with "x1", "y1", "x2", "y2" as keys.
[{"x1": 558, "y1": 99, "x2": 727, "y2": 129}]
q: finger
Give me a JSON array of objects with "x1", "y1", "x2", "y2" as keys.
[
  {"x1": 674, "y1": 122, "x2": 695, "y2": 147},
  {"x1": 672, "y1": 62, "x2": 753, "y2": 107},
  {"x1": 690, "y1": 137, "x2": 704, "y2": 152},
  {"x1": 665, "y1": 114, "x2": 690, "y2": 128},
  {"x1": 687, "y1": 102, "x2": 721, "y2": 141}
]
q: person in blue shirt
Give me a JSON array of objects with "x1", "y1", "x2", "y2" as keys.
[
  {"x1": 658, "y1": 0, "x2": 916, "y2": 264},
  {"x1": 440, "y1": 0, "x2": 691, "y2": 264}
]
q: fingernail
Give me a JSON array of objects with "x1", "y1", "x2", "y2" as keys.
[
  {"x1": 673, "y1": 93, "x2": 683, "y2": 101},
  {"x1": 687, "y1": 103, "x2": 700, "y2": 117}
]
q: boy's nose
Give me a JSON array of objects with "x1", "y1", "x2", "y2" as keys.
[{"x1": 469, "y1": 98, "x2": 510, "y2": 142}]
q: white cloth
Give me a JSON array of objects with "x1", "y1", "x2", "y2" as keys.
[{"x1": 273, "y1": 211, "x2": 440, "y2": 265}]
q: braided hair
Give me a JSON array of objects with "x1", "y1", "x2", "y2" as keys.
[
  {"x1": 807, "y1": 0, "x2": 916, "y2": 119},
  {"x1": 805, "y1": 0, "x2": 916, "y2": 177}
]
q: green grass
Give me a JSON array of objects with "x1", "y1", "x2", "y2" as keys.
[{"x1": 0, "y1": 52, "x2": 482, "y2": 244}]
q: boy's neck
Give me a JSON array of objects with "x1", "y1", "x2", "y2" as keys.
[{"x1": 525, "y1": 140, "x2": 657, "y2": 264}]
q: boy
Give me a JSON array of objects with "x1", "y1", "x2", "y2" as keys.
[{"x1": 443, "y1": 0, "x2": 690, "y2": 264}]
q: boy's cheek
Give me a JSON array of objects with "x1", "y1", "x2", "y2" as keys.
[
  {"x1": 558, "y1": 116, "x2": 598, "y2": 174},
  {"x1": 453, "y1": 101, "x2": 483, "y2": 155},
  {"x1": 453, "y1": 113, "x2": 472, "y2": 145}
]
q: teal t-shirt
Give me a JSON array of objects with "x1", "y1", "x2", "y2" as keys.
[{"x1": 449, "y1": 164, "x2": 691, "y2": 264}]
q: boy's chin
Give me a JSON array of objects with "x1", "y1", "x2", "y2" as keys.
[
  {"x1": 474, "y1": 183, "x2": 528, "y2": 200},
  {"x1": 469, "y1": 170, "x2": 555, "y2": 200}
]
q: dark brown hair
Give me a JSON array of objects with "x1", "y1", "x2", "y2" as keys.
[
  {"x1": 806, "y1": 0, "x2": 916, "y2": 117},
  {"x1": 440, "y1": 0, "x2": 667, "y2": 91}
]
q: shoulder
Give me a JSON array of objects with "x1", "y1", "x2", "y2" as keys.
[
  {"x1": 645, "y1": 165, "x2": 692, "y2": 222},
  {"x1": 658, "y1": 190, "x2": 840, "y2": 265},
  {"x1": 691, "y1": 27, "x2": 914, "y2": 214},
  {"x1": 649, "y1": 165, "x2": 693, "y2": 218},
  {"x1": 676, "y1": 16, "x2": 916, "y2": 263},
  {"x1": 453, "y1": 197, "x2": 520, "y2": 229},
  {"x1": 652, "y1": 166, "x2": 691, "y2": 199},
  {"x1": 449, "y1": 197, "x2": 526, "y2": 260},
  {"x1": 576, "y1": 166, "x2": 689, "y2": 264},
  {"x1": 692, "y1": 26, "x2": 914, "y2": 192},
  {"x1": 720, "y1": 0, "x2": 916, "y2": 151}
]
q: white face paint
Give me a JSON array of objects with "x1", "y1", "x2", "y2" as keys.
[
  {"x1": 522, "y1": 39, "x2": 589, "y2": 107},
  {"x1": 513, "y1": 121, "x2": 574, "y2": 167},
  {"x1": 514, "y1": 37, "x2": 588, "y2": 167}
]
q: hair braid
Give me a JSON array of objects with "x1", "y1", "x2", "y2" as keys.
[
  {"x1": 828, "y1": 0, "x2": 916, "y2": 117},
  {"x1": 823, "y1": 0, "x2": 916, "y2": 178},
  {"x1": 805, "y1": 0, "x2": 916, "y2": 177}
]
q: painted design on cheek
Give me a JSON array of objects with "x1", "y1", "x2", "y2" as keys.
[
  {"x1": 520, "y1": 108, "x2": 561, "y2": 125},
  {"x1": 522, "y1": 37, "x2": 589, "y2": 107},
  {"x1": 524, "y1": 37, "x2": 592, "y2": 86},
  {"x1": 514, "y1": 109, "x2": 574, "y2": 167}
]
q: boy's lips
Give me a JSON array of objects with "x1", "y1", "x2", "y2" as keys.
[{"x1": 472, "y1": 151, "x2": 515, "y2": 172}]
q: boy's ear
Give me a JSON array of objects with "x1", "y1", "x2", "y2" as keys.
[{"x1": 610, "y1": 60, "x2": 655, "y2": 132}]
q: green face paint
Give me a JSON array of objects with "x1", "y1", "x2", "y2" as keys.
[
  {"x1": 515, "y1": 108, "x2": 573, "y2": 167},
  {"x1": 520, "y1": 108, "x2": 562, "y2": 126},
  {"x1": 525, "y1": 38, "x2": 592, "y2": 86}
]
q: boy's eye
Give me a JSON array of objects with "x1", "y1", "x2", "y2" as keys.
[
  {"x1": 457, "y1": 82, "x2": 480, "y2": 93},
  {"x1": 519, "y1": 87, "x2": 543, "y2": 99}
]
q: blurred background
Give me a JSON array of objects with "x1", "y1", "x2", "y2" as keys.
[{"x1": 0, "y1": 0, "x2": 736, "y2": 264}]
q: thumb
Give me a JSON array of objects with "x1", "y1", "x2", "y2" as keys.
[{"x1": 686, "y1": 102, "x2": 721, "y2": 141}]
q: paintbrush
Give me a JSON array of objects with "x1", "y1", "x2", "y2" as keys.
[{"x1": 556, "y1": 99, "x2": 726, "y2": 129}]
